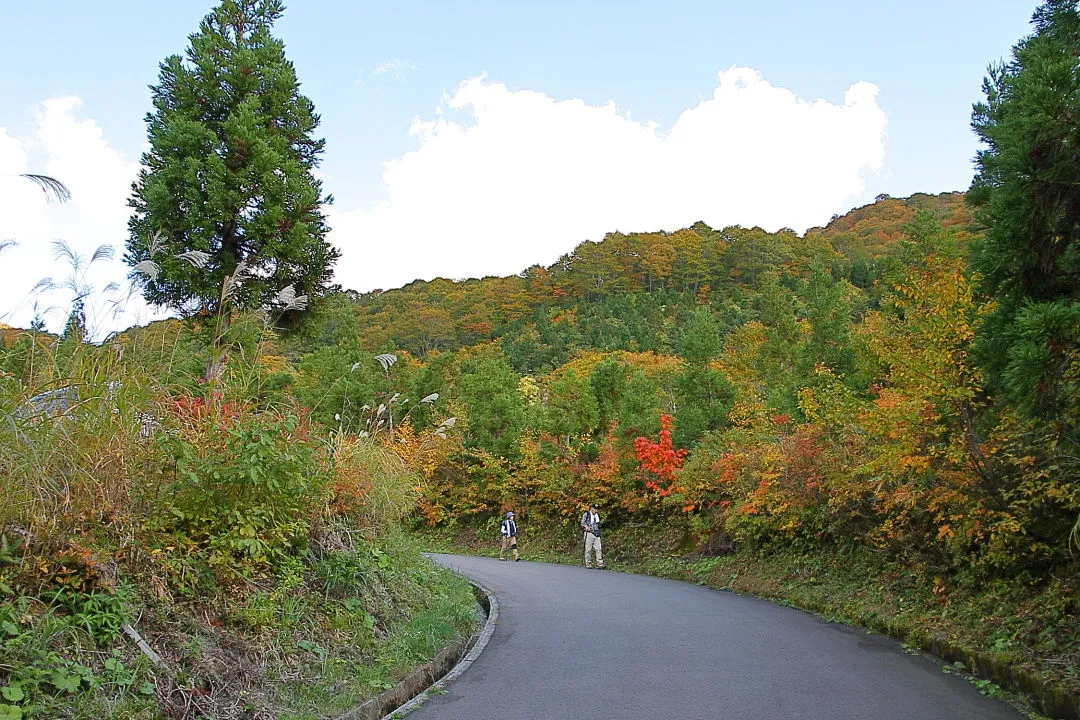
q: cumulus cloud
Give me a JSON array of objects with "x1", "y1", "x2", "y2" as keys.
[
  {"x1": 329, "y1": 67, "x2": 887, "y2": 292},
  {"x1": 0, "y1": 98, "x2": 167, "y2": 336},
  {"x1": 1, "y1": 68, "x2": 888, "y2": 334}
]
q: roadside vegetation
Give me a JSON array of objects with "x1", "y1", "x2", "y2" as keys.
[
  {"x1": 0, "y1": 322, "x2": 476, "y2": 719},
  {"x1": 1, "y1": 1, "x2": 476, "y2": 718}
]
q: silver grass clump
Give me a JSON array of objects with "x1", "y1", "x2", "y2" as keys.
[
  {"x1": 420, "y1": 393, "x2": 439, "y2": 404},
  {"x1": 90, "y1": 245, "x2": 115, "y2": 264},
  {"x1": 50, "y1": 240, "x2": 114, "y2": 277},
  {"x1": 178, "y1": 250, "x2": 211, "y2": 269},
  {"x1": 132, "y1": 239, "x2": 210, "y2": 285},
  {"x1": 30, "y1": 277, "x2": 54, "y2": 294},
  {"x1": 434, "y1": 416, "x2": 456, "y2": 439},
  {"x1": 20, "y1": 174, "x2": 71, "y2": 204},
  {"x1": 26, "y1": 240, "x2": 118, "y2": 338},
  {"x1": 132, "y1": 260, "x2": 160, "y2": 282},
  {"x1": 220, "y1": 261, "x2": 249, "y2": 305},
  {"x1": 145, "y1": 231, "x2": 165, "y2": 256},
  {"x1": 273, "y1": 284, "x2": 308, "y2": 312},
  {"x1": 374, "y1": 353, "x2": 397, "y2": 373}
]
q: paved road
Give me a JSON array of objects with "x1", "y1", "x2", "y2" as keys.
[{"x1": 409, "y1": 554, "x2": 1024, "y2": 720}]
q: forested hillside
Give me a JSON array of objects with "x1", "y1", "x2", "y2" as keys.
[
  {"x1": 276, "y1": 183, "x2": 1080, "y2": 708},
  {"x1": 346, "y1": 192, "x2": 979, "y2": 369},
  {"x1": 255, "y1": 187, "x2": 1075, "y2": 592}
]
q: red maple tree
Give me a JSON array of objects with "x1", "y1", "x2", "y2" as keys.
[{"x1": 633, "y1": 414, "x2": 688, "y2": 497}]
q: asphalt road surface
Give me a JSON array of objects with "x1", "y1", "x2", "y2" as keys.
[{"x1": 408, "y1": 554, "x2": 1024, "y2": 720}]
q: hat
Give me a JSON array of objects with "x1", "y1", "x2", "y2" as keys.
[
  {"x1": 505, "y1": 511, "x2": 515, "y2": 518},
  {"x1": 589, "y1": 503, "x2": 598, "y2": 509}
]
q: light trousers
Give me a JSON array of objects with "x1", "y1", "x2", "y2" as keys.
[
  {"x1": 584, "y1": 532, "x2": 603, "y2": 567},
  {"x1": 500, "y1": 536, "x2": 518, "y2": 560}
]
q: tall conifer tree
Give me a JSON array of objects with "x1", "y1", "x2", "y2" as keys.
[
  {"x1": 969, "y1": 0, "x2": 1080, "y2": 417},
  {"x1": 126, "y1": 0, "x2": 337, "y2": 315}
]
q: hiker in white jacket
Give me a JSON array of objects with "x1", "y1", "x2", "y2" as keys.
[
  {"x1": 581, "y1": 504, "x2": 604, "y2": 568},
  {"x1": 500, "y1": 511, "x2": 520, "y2": 562}
]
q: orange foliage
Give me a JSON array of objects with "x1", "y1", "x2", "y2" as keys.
[{"x1": 634, "y1": 414, "x2": 688, "y2": 498}]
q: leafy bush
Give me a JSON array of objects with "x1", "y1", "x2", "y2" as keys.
[{"x1": 153, "y1": 399, "x2": 328, "y2": 578}]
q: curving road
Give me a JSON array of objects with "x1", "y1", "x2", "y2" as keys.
[{"x1": 410, "y1": 554, "x2": 1023, "y2": 720}]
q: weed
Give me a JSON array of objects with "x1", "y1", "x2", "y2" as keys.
[
  {"x1": 312, "y1": 550, "x2": 370, "y2": 600},
  {"x1": 973, "y1": 678, "x2": 1003, "y2": 697}
]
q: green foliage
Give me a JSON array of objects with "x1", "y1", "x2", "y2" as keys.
[
  {"x1": 617, "y1": 370, "x2": 663, "y2": 440},
  {"x1": 312, "y1": 550, "x2": 372, "y2": 601},
  {"x1": 294, "y1": 343, "x2": 382, "y2": 429},
  {"x1": 800, "y1": 264, "x2": 857, "y2": 380},
  {"x1": 154, "y1": 405, "x2": 327, "y2": 576},
  {"x1": 1000, "y1": 300, "x2": 1080, "y2": 420},
  {"x1": 456, "y1": 348, "x2": 525, "y2": 457},
  {"x1": 679, "y1": 306, "x2": 722, "y2": 365},
  {"x1": 126, "y1": 0, "x2": 337, "y2": 313},
  {"x1": 0, "y1": 596, "x2": 155, "y2": 719},
  {"x1": 969, "y1": 0, "x2": 1080, "y2": 415},
  {"x1": 673, "y1": 364, "x2": 733, "y2": 448},
  {"x1": 589, "y1": 355, "x2": 631, "y2": 431},
  {"x1": 44, "y1": 589, "x2": 129, "y2": 647},
  {"x1": 754, "y1": 272, "x2": 804, "y2": 416},
  {"x1": 542, "y1": 369, "x2": 599, "y2": 443}
]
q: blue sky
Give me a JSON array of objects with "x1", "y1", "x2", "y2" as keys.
[{"x1": 0, "y1": 0, "x2": 1036, "y2": 333}]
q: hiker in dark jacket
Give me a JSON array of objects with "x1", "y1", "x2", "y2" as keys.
[
  {"x1": 500, "y1": 511, "x2": 520, "y2": 561},
  {"x1": 581, "y1": 503, "x2": 604, "y2": 568}
]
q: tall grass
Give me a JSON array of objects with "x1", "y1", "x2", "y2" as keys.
[
  {"x1": 0, "y1": 334, "x2": 161, "y2": 550},
  {"x1": 0, "y1": 316, "x2": 473, "y2": 718},
  {"x1": 328, "y1": 432, "x2": 418, "y2": 534}
]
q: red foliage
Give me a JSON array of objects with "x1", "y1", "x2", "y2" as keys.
[
  {"x1": 170, "y1": 393, "x2": 243, "y2": 425},
  {"x1": 633, "y1": 414, "x2": 688, "y2": 497}
]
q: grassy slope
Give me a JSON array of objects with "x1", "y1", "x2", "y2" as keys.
[{"x1": 1, "y1": 533, "x2": 477, "y2": 720}]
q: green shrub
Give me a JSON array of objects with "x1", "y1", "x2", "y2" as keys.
[{"x1": 153, "y1": 403, "x2": 328, "y2": 578}]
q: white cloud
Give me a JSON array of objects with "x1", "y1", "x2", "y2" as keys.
[
  {"x1": 0, "y1": 69, "x2": 889, "y2": 335},
  {"x1": 0, "y1": 98, "x2": 169, "y2": 337},
  {"x1": 372, "y1": 58, "x2": 418, "y2": 78},
  {"x1": 329, "y1": 67, "x2": 887, "y2": 292}
]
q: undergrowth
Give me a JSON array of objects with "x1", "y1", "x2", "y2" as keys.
[{"x1": 0, "y1": 325, "x2": 476, "y2": 719}]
